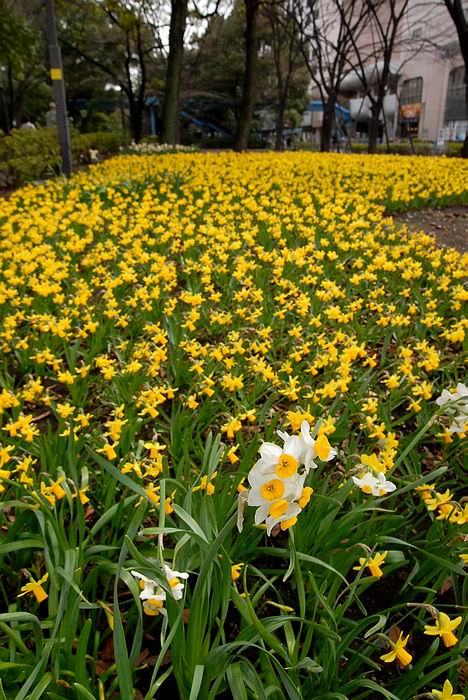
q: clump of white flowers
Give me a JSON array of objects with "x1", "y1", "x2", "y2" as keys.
[
  {"x1": 436, "y1": 382, "x2": 468, "y2": 434},
  {"x1": 239, "y1": 420, "x2": 336, "y2": 535},
  {"x1": 132, "y1": 564, "x2": 189, "y2": 616},
  {"x1": 124, "y1": 142, "x2": 196, "y2": 155}
]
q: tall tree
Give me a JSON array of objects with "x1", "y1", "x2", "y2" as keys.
[
  {"x1": 234, "y1": 0, "x2": 260, "y2": 150},
  {"x1": 263, "y1": 0, "x2": 306, "y2": 150},
  {"x1": 0, "y1": 0, "x2": 49, "y2": 133},
  {"x1": 185, "y1": 4, "x2": 288, "y2": 136},
  {"x1": 293, "y1": 0, "x2": 369, "y2": 152},
  {"x1": 161, "y1": 0, "x2": 222, "y2": 145},
  {"x1": 341, "y1": 0, "x2": 411, "y2": 154},
  {"x1": 161, "y1": 0, "x2": 189, "y2": 144},
  {"x1": 59, "y1": 0, "x2": 162, "y2": 142},
  {"x1": 443, "y1": 0, "x2": 468, "y2": 157},
  {"x1": 184, "y1": 9, "x2": 246, "y2": 131}
]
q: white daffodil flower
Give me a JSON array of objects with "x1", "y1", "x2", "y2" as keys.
[
  {"x1": 131, "y1": 570, "x2": 167, "y2": 617},
  {"x1": 265, "y1": 502, "x2": 302, "y2": 535},
  {"x1": 299, "y1": 420, "x2": 337, "y2": 472},
  {"x1": 353, "y1": 471, "x2": 396, "y2": 497},
  {"x1": 143, "y1": 599, "x2": 167, "y2": 616},
  {"x1": 163, "y1": 564, "x2": 189, "y2": 601},
  {"x1": 449, "y1": 416, "x2": 468, "y2": 434},
  {"x1": 253, "y1": 435, "x2": 303, "y2": 479},
  {"x1": 436, "y1": 382, "x2": 468, "y2": 408},
  {"x1": 436, "y1": 383, "x2": 468, "y2": 434},
  {"x1": 352, "y1": 472, "x2": 379, "y2": 494},
  {"x1": 131, "y1": 570, "x2": 164, "y2": 601},
  {"x1": 247, "y1": 465, "x2": 304, "y2": 526},
  {"x1": 373, "y1": 472, "x2": 397, "y2": 496},
  {"x1": 247, "y1": 464, "x2": 303, "y2": 505}
]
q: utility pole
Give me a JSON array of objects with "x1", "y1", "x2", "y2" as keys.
[{"x1": 45, "y1": 0, "x2": 72, "y2": 176}]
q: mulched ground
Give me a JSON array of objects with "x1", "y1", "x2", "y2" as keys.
[{"x1": 393, "y1": 205, "x2": 467, "y2": 253}]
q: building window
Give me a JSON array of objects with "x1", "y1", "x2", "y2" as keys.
[
  {"x1": 399, "y1": 77, "x2": 423, "y2": 137},
  {"x1": 444, "y1": 66, "x2": 467, "y2": 122},
  {"x1": 399, "y1": 77, "x2": 423, "y2": 105}
]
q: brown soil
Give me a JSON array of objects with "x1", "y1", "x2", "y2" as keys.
[{"x1": 393, "y1": 205, "x2": 467, "y2": 253}]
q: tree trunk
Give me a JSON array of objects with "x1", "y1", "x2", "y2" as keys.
[
  {"x1": 443, "y1": 1, "x2": 468, "y2": 157},
  {"x1": 234, "y1": 0, "x2": 260, "y2": 151},
  {"x1": 7, "y1": 63, "x2": 14, "y2": 130},
  {"x1": 14, "y1": 92, "x2": 24, "y2": 130},
  {"x1": 161, "y1": 0, "x2": 188, "y2": 146},
  {"x1": 0, "y1": 89, "x2": 10, "y2": 134},
  {"x1": 321, "y1": 100, "x2": 335, "y2": 152},
  {"x1": 368, "y1": 104, "x2": 380, "y2": 154},
  {"x1": 129, "y1": 101, "x2": 144, "y2": 143},
  {"x1": 462, "y1": 79, "x2": 468, "y2": 158},
  {"x1": 274, "y1": 93, "x2": 286, "y2": 150},
  {"x1": 462, "y1": 134, "x2": 468, "y2": 158},
  {"x1": 126, "y1": 89, "x2": 143, "y2": 144}
]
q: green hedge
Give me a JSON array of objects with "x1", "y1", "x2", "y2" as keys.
[
  {"x1": 0, "y1": 127, "x2": 125, "y2": 188},
  {"x1": 350, "y1": 141, "x2": 435, "y2": 155},
  {"x1": 294, "y1": 140, "x2": 465, "y2": 157}
]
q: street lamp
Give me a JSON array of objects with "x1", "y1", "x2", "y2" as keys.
[{"x1": 45, "y1": 0, "x2": 72, "y2": 176}]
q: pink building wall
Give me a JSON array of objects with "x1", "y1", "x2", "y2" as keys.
[
  {"x1": 313, "y1": 0, "x2": 467, "y2": 142},
  {"x1": 393, "y1": 0, "x2": 466, "y2": 140}
]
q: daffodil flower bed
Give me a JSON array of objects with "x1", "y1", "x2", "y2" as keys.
[{"x1": 0, "y1": 152, "x2": 466, "y2": 699}]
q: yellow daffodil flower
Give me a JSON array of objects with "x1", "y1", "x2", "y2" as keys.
[
  {"x1": 380, "y1": 631, "x2": 412, "y2": 667},
  {"x1": 424, "y1": 612, "x2": 462, "y2": 647},
  {"x1": 231, "y1": 563, "x2": 244, "y2": 581},
  {"x1": 18, "y1": 573, "x2": 49, "y2": 603},
  {"x1": 193, "y1": 472, "x2": 217, "y2": 495},
  {"x1": 431, "y1": 679, "x2": 465, "y2": 700},
  {"x1": 353, "y1": 551, "x2": 388, "y2": 578}
]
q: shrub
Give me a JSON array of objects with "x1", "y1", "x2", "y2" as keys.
[
  {"x1": 445, "y1": 141, "x2": 464, "y2": 158},
  {"x1": 0, "y1": 128, "x2": 61, "y2": 187},
  {"x1": 72, "y1": 130, "x2": 127, "y2": 161},
  {"x1": 0, "y1": 127, "x2": 125, "y2": 188}
]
